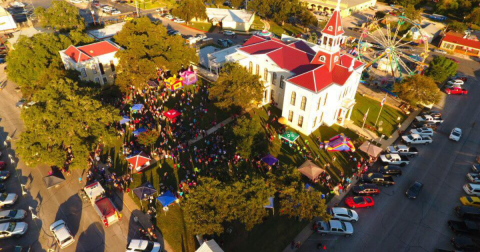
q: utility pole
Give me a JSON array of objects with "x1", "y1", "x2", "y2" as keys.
[{"x1": 135, "y1": 0, "x2": 140, "y2": 17}]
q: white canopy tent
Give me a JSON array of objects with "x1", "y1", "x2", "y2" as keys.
[{"x1": 196, "y1": 240, "x2": 224, "y2": 252}]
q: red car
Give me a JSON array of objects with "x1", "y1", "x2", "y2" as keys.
[
  {"x1": 448, "y1": 57, "x2": 460, "y2": 63},
  {"x1": 445, "y1": 87, "x2": 468, "y2": 95},
  {"x1": 345, "y1": 196, "x2": 375, "y2": 208},
  {"x1": 0, "y1": 161, "x2": 5, "y2": 170}
]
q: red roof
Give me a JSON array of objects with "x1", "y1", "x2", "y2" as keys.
[
  {"x1": 288, "y1": 40, "x2": 316, "y2": 55},
  {"x1": 442, "y1": 32, "x2": 480, "y2": 49},
  {"x1": 242, "y1": 35, "x2": 266, "y2": 46},
  {"x1": 322, "y1": 10, "x2": 344, "y2": 36},
  {"x1": 64, "y1": 41, "x2": 119, "y2": 63},
  {"x1": 265, "y1": 46, "x2": 315, "y2": 74}
]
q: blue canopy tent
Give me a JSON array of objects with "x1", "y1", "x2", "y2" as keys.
[
  {"x1": 157, "y1": 191, "x2": 177, "y2": 207},
  {"x1": 263, "y1": 197, "x2": 275, "y2": 214},
  {"x1": 131, "y1": 104, "x2": 144, "y2": 111},
  {"x1": 261, "y1": 154, "x2": 278, "y2": 166},
  {"x1": 132, "y1": 128, "x2": 147, "y2": 136},
  {"x1": 119, "y1": 116, "x2": 130, "y2": 125},
  {"x1": 133, "y1": 182, "x2": 157, "y2": 200}
]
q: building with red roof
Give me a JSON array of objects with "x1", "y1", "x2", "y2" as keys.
[
  {"x1": 206, "y1": 7, "x2": 364, "y2": 135},
  {"x1": 59, "y1": 41, "x2": 121, "y2": 85},
  {"x1": 439, "y1": 32, "x2": 480, "y2": 57}
]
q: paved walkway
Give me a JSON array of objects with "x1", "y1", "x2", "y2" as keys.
[
  {"x1": 188, "y1": 117, "x2": 234, "y2": 145},
  {"x1": 281, "y1": 108, "x2": 423, "y2": 252},
  {"x1": 344, "y1": 120, "x2": 379, "y2": 140}
]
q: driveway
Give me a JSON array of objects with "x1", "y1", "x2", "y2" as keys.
[{"x1": 298, "y1": 57, "x2": 480, "y2": 252}]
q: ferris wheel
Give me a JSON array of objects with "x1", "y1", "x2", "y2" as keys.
[{"x1": 356, "y1": 15, "x2": 429, "y2": 80}]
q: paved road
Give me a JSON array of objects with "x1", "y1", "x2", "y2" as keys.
[
  {"x1": 298, "y1": 57, "x2": 480, "y2": 252},
  {"x1": 0, "y1": 65, "x2": 144, "y2": 251}
]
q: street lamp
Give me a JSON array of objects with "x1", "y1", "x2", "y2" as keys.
[{"x1": 91, "y1": 10, "x2": 96, "y2": 25}]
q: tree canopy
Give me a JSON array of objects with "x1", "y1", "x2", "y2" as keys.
[
  {"x1": 232, "y1": 115, "x2": 267, "y2": 159},
  {"x1": 467, "y1": 8, "x2": 480, "y2": 25},
  {"x1": 403, "y1": 4, "x2": 422, "y2": 22},
  {"x1": 17, "y1": 78, "x2": 120, "y2": 169},
  {"x1": 114, "y1": 17, "x2": 198, "y2": 91},
  {"x1": 425, "y1": 56, "x2": 458, "y2": 83},
  {"x1": 249, "y1": 0, "x2": 317, "y2": 27},
  {"x1": 172, "y1": 0, "x2": 207, "y2": 23},
  {"x1": 35, "y1": 0, "x2": 85, "y2": 32},
  {"x1": 279, "y1": 187, "x2": 330, "y2": 221},
  {"x1": 209, "y1": 62, "x2": 264, "y2": 111},
  {"x1": 393, "y1": 75, "x2": 441, "y2": 107}
]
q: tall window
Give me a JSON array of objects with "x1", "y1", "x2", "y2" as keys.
[
  {"x1": 280, "y1": 76, "x2": 285, "y2": 89},
  {"x1": 290, "y1": 91, "x2": 296, "y2": 106},
  {"x1": 300, "y1": 96, "x2": 307, "y2": 111},
  {"x1": 102, "y1": 77, "x2": 108, "y2": 84},
  {"x1": 99, "y1": 63, "x2": 105, "y2": 74},
  {"x1": 92, "y1": 65, "x2": 97, "y2": 74},
  {"x1": 110, "y1": 60, "x2": 115, "y2": 72},
  {"x1": 264, "y1": 90, "x2": 268, "y2": 101},
  {"x1": 272, "y1": 72, "x2": 277, "y2": 85},
  {"x1": 323, "y1": 93, "x2": 328, "y2": 106},
  {"x1": 288, "y1": 111, "x2": 294, "y2": 122},
  {"x1": 80, "y1": 68, "x2": 87, "y2": 77},
  {"x1": 317, "y1": 97, "x2": 321, "y2": 110},
  {"x1": 320, "y1": 112, "x2": 324, "y2": 122},
  {"x1": 264, "y1": 68, "x2": 268, "y2": 81},
  {"x1": 298, "y1": 115, "x2": 304, "y2": 127},
  {"x1": 313, "y1": 117, "x2": 317, "y2": 127},
  {"x1": 94, "y1": 77, "x2": 100, "y2": 83},
  {"x1": 256, "y1": 64, "x2": 260, "y2": 75},
  {"x1": 249, "y1": 62, "x2": 253, "y2": 73}
]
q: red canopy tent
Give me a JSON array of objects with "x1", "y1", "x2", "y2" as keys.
[
  {"x1": 126, "y1": 152, "x2": 151, "y2": 173},
  {"x1": 163, "y1": 109, "x2": 181, "y2": 119}
]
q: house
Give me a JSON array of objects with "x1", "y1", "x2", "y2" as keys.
[
  {"x1": 301, "y1": 0, "x2": 377, "y2": 17},
  {"x1": 205, "y1": 8, "x2": 255, "y2": 32},
  {"x1": 440, "y1": 32, "x2": 480, "y2": 57},
  {"x1": 87, "y1": 22, "x2": 125, "y2": 41},
  {"x1": 207, "y1": 5, "x2": 365, "y2": 135},
  {"x1": 410, "y1": 22, "x2": 444, "y2": 43},
  {"x1": 59, "y1": 41, "x2": 121, "y2": 85},
  {"x1": 0, "y1": 7, "x2": 17, "y2": 33}
]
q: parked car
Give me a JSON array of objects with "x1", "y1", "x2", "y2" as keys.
[
  {"x1": 464, "y1": 183, "x2": 480, "y2": 196},
  {"x1": 173, "y1": 18, "x2": 185, "y2": 23},
  {"x1": 217, "y1": 39, "x2": 228, "y2": 47},
  {"x1": 361, "y1": 173, "x2": 395, "y2": 186},
  {"x1": 111, "y1": 9, "x2": 121, "y2": 15},
  {"x1": 447, "y1": 79, "x2": 464, "y2": 86},
  {"x1": 421, "y1": 110, "x2": 442, "y2": 118},
  {"x1": 223, "y1": 30, "x2": 235, "y2": 36},
  {"x1": 445, "y1": 86, "x2": 468, "y2": 95},
  {"x1": 460, "y1": 196, "x2": 480, "y2": 208},
  {"x1": 411, "y1": 121, "x2": 438, "y2": 131},
  {"x1": 448, "y1": 220, "x2": 480, "y2": 235},
  {"x1": 380, "y1": 154, "x2": 409, "y2": 166},
  {"x1": 451, "y1": 236, "x2": 480, "y2": 251},
  {"x1": 0, "y1": 222, "x2": 28, "y2": 238},
  {"x1": 0, "y1": 171, "x2": 9, "y2": 182},
  {"x1": 352, "y1": 183, "x2": 380, "y2": 196},
  {"x1": 433, "y1": 49, "x2": 447, "y2": 54},
  {"x1": 401, "y1": 134, "x2": 433, "y2": 146},
  {"x1": 406, "y1": 181, "x2": 423, "y2": 199},
  {"x1": 345, "y1": 196, "x2": 374, "y2": 209},
  {"x1": 50, "y1": 220, "x2": 75, "y2": 249},
  {"x1": 127, "y1": 239, "x2": 162, "y2": 252},
  {"x1": 0, "y1": 193, "x2": 17, "y2": 208},
  {"x1": 455, "y1": 206, "x2": 480, "y2": 220},
  {"x1": 386, "y1": 145, "x2": 418, "y2": 157},
  {"x1": 315, "y1": 220, "x2": 354, "y2": 237},
  {"x1": 473, "y1": 164, "x2": 480, "y2": 173},
  {"x1": 378, "y1": 165, "x2": 402, "y2": 176},
  {"x1": 467, "y1": 173, "x2": 480, "y2": 183},
  {"x1": 0, "y1": 184, "x2": 5, "y2": 193},
  {"x1": 0, "y1": 210, "x2": 26, "y2": 223},
  {"x1": 449, "y1": 128, "x2": 462, "y2": 141},
  {"x1": 414, "y1": 115, "x2": 444, "y2": 124},
  {"x1": 451, "y1": 76, "x2": 468, "y2": 82},
  {"x1": 327, "y1": 207, "x2": 359, "y2": 222},
  {"x1": 195, "y1": 34, "x2": 207, "y2": 40},
  {"x1": 409, "y1": 127, "x2": 434, "y2": 137}
]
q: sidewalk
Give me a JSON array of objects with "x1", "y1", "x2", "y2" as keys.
[
  {"x1": 281, "y1": 108, "x2": 423, "y2": 252},
  {"x1": 188, "y1": 117, "x2": 233, "y2": 145}
]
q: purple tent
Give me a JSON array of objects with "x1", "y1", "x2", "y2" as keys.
[{"x1": 261, "y1": 154, "x2": 278, "y2": 166}]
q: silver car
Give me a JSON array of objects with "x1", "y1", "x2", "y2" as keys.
[
  {"x1": 328, "y1": 207, "x2": 359, "y2": 222},
  {"x1": 0, "y1": 222, "x2": 28, "y2": 238},
  {"x1": 315, "y1": 220, "x2": 354, "y2": 237},
  {"x1": 0, "y1": 210, "x2": 26, "y2": 223}
]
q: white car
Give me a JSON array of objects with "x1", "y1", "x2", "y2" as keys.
[
  {"x1": 196, "y1": 34, "x2": 207, "y2": 40},
  {"x1": 9, "y1": 1, "x2": 25, "y2": 8},
  {"x1": 328, "y1": 207, "x2": 359, "y2": 222},
  {"x1": 173, "y1": 18, "x2": 185, "y2": 23},
  {"x1": 0, "y1": 210, "x2": 26, "y2": 223},
  {"x1": 165, "y1": 14, "x2": 173, "y2": 19},
  {"x1": 409, "y1": 127, "x2": 434, "y2": 137},
  {"x1": 433, "y1": 49, "x2": 447, "y2": 54},
  {"x1": 111, "y1": 9, "x2": 121, "y2": 15},
  {"x1": 50, "y1": 220, "x2": 75, "y2": 249},
  {"x1": 223, "y1": 30, "x2": 235, "y2": 36},
  {"x1": 0, "y1": 222, "x2": 28, "y2": 238},
  {"x1": 447, "y1": 79, "x2": 464, "y2": 86},
  {"x1": 0, "y1": 193, "x2": 18, "y2": 208},
  {"x1": 70, "y1": 0, "x2": 83, "y2": 3},
  {"x1": 467, "y1": 173, "x2": 480, "y2": 183},
  {"x1": 449, "y1": 127, "x2": 462, "y2": 141},
  {"x1": 126, "y1": 239, "x2": 162, "y2": 252}
]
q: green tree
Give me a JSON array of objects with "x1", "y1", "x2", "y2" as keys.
[
  {"x1": 279, "y1": 186, "x2": 330, "y2": 221},
  {"x1": 448, "y1": 20, "x2": 467, "y2": 32},
  {"x1": 137, "y1": 130, "x2": 160, "y2": 151},
  {"x1": 17, "y1": 78, "x2": 120, "y2": 169},
  {"x1": 209, "y1": 62, "x2": 263, "y2": 111},
  {"x1": 35, "y1": 0, "x2": 85, "y2": 32},
  {"x1": 232, "y1": 115, "x2": 265, "y2": 158},
  {"x1": 68, "y1": 29, "x2": 95, "y2": 45},
  {"x1": 393, "y1": 75, "x2": 441, "y2": 107},
  {"x1": 172, "y1": 0, "x2": 207, "y2": 23},
  {"x1": 114, "y1": 17, "x2": 198, "y2": 91},
  {"x1": 230, "y1": 0, "x2": 243, "y2": 8},
  {"x1": 425, "y1": 56, "x2": 458, "y2": 83},
  {"x1": 403, "y1": 4, "x2": 422, "y2": 22},
  {"x1": 375, "y1": 11, "x2": 386, "y2": 19},
  {"x1": 437, "y1": 0, "x2": 459, "y2": 13},
  {"x1": 467, "y1": 8, "x2": 480, "y2": 25}
]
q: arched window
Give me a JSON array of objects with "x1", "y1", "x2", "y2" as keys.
[
  {"x1": 256, "y1": 64, "x2": 260, "y2": 75},
  {"x1": 272, "y1": 72, "x2": 277, "y2": 85},
  {"x1": 300, "y1": 96, "x2": 307, "y2": 111},
  {"x1": 298, "y1": 115, "x2": 304, "y2": 127},
  {"x1": 328, "y1": 26, "x2": 333, "y2": 31},
  {"x1": 334, "y1": 56, "x2": 339, "y2": 62},
  {"x1": 290, "y1": 91, "x2": 296, "y2": 106},
  {"x1": 280, "y1": 76, "x2": 285, "y2": 89},
  {"x1": 264, "y1": 68, "x2": 268, "y2": 81},
  {"x1": 249, "y1": 62, "x2": 252, "y2": 73},
  {"x1": 319, "y1": 56, "x2": 326, "y2": 62}
]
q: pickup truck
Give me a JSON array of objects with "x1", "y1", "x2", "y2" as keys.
[
  {"x1": 409, "y1": 127, "x2": 434, "y2": 137},
  {"x1": 448, "y1": 220, "x2": 480, "y2": 235},
  {"x1": 401, "y1": 134, "x2": 433, "y2": 145},
  {"x1": 315, "y1": 220, "x2": 354, "y2": 237},
  {"x1": 415, "y1": 115, "x2": 444, "y2": 124},
  {"x1": 386, "y1": 145, "x2": 419, "y2": 157},
  {"x1": 467, "y1": 173, "x2": 480, "y2": 183},
  {"x1": 361, "y1": 173, "x2": 395, "y2": 187},
  {"x1": 380, "y1": 153, "x2": 410, "y2": 166},
  {"x1": 81, "y1": 182, "x2": 121, "y2": 227}
]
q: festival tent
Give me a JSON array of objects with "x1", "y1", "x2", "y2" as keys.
[
  {"x1": 131, "y1": 104, "x2": 144, "y2": 112},
  {"x1": 119, "y1": 116, "x2": 130, "y2": 125},
  {"x1": 163, "y1": 109, "x2": 181, "y2": 119},
  {"x1": 133, "y1": 182, "x2": 157, "y2": 200},
  {"x1": 261, "y1": 154, "x2": 278, "y2": 166},
  {"x1": 263, "y1": 197, "x2": 274, "y2": 209},
  {"x1": 196, "y1": 240, "x2": 224, "y2": 252},
  {"x1": 281, "y1": 131, "x2": 300, "y2": 143},
  {"x1": 126, "y1": 152, "x2": 151, "y2": 172},
  {"x1": 325, "y1": 134, "x2": 355, "y2": 152},
  {"x1": 358, "y1": 141, "x2": 383, "y2": 157},
  {"x1": 132, "y1": 128, "x2": 147, "y2": 136},
  {"x1": 298, "y1": 160, "x2": 325, "y2": 180},
  {"x1": 156, "y1": 190, "x2": 177, "y2": 207},
  {"x1": 43, "y1": 171, "x2": 65, "y2": 189}
]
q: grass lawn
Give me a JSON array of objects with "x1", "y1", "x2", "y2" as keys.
[
  {"x1": 127, "y1": 0, "x2": 177, "y2": 10},
  {"x1": 269, "y1": 21, "x2": 304, "y2": 37},
  {"x1": 350, "y1": 93, "x2": 407, "y2": 137},
  {"x1": 250, "y1": 15, "x2": 265, "y2": 30},
  {"x1": 186, "y1": 22, "x2": 214, "y2": 32}
]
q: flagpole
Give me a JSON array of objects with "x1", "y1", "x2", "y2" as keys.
[
  {"x1": 361, "y1": 107, "x2": 369, "y2": 130},
  {"x1": 375, "y1": 94, "x2": 387, "y2": 127}
]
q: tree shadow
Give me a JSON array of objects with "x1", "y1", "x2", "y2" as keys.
[
  {"x1": 75, "y1": 222, "x2": 105, "y2": 252},
  {"x1": 54, "y1": 194, "x2": 83, "y2": 236}
]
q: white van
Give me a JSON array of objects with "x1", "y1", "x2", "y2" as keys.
[{"x1": 463, "y1": 183, "x2": 480, "y2": 196}]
